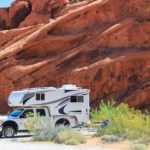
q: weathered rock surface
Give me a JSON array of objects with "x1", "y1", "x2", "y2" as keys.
[{"x1": 0, "y1": 0, "x2": 150, "y2": 114}]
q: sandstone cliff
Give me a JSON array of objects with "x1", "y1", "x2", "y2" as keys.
[{"x1": 0, "y1": 0, "x2": 150, "y2": 114}]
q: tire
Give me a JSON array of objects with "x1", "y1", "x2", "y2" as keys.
[
  {"x1": 55, "y1": 118, "x2": 70, "y2": 127},
  {"x1": 3, "y1": 126, "x2": 15, "y2": 138},
  {"x1": 0, "y1": 132, "x2": 2, "y2": 138}
]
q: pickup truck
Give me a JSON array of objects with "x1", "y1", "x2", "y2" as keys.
[{"x1": 0, "y1": 107, "x2": 72, "y2": 138}]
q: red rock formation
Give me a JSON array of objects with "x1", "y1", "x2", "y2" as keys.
[
  {"x1": 0, "y1": 0, "x2": 150, "y2": 114},
  {"x1": 0, "y1": 8, "x2": 10, "y2": 30}
]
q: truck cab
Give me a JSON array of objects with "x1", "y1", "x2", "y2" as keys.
[{"x1": 0, "y1": 107, "x2": 49, "y2": 138}]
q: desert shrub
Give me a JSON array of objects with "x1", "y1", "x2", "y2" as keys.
[
  {"x1": 25, "y1": 116, "x2": 69, "y2": 141},
  {"x1": 58, "y1": 130, "x2": 86, "y2": 144},
  {"x1": 91, "y1": 100, "x2": 150, "y2": 142},
  {"x1": 32, "y1": 125, "x2": 69, "y2": 142},
  {"x1": 24, "y1": 114, "x2": 42, "y2": 133},
  {"x1": 24, "y1": 116, "x2": 86, "y2": 144},
  {"x1": 131, "y1": 144, "x2": 147, "y2": 150},
  {"x1": 101, "y1": 135, "x2": 120, "y2": 142},
  {"x1": 65, "y1": 139, "x2": 79, "y2": 145}
]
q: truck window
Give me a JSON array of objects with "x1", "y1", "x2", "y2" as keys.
[
  {"x1": 20, "y1": 109, "x2": 34, "y2": 118},
  {"x1": 36, "y1": 109, "x2": 46, "y2": 117},
  {"x1": 9, "y1": 109, "x2": 24, "y2": 117},
  {"x1": 70, "y1": 96, "x2": 84, "y2": 103},
  {"x1": 36, "y1": 93, "x2": 45, "y2": 101}
]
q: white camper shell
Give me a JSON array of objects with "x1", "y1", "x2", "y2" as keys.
[{"x1": 0, "y1": 85, "x2": 90, "y2": 138}]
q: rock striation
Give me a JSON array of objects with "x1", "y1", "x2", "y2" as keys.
[{"x1": 0, "y1": 0, "x2": 150, "y2": 114}]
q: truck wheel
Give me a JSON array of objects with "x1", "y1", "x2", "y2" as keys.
[
  {"x1": 55, "y1": 118, "x2": 70, "y2": 127},
  {"x1": 3, "y1": 126, "x2": 15, "y2": 138},
  {"x1": 0, "y1": 132, "x2": 2, "y2": 138}
]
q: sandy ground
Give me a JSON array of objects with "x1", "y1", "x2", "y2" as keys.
[
  {"x1": 1, "y1": 133, "x2": 150, "y2": 150},
  {"x1": 78, "y1": 137, "x2": 150, "y2": 150},
  {"x1": 0, "y1": 141, "x2": 110, "y2": 150},
  {"x1": 78, "y1": 137, "x2": 132, "y2": 150}
]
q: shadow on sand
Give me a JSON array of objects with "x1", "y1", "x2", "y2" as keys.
[{"x1": 1, "y1": 134, "x2": 32, "y2": 139}]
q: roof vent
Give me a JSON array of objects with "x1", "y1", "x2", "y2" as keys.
[{"x1": 60, "y1": 84, "x2": 78, "y2": 90}]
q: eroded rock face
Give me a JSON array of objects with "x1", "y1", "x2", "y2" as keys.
[
  {"x1": 0, "y1": 0, "x2": 69, "y2": 29},
  {"x1": 0, "y1": 0, "x2": 150, "y2": 114},
  {"x1": 0, "y1": 9, "x2": 10, "y2": 30},
  {"x1": 9, "y1": 0, "x2": 31, "y2": 28}
]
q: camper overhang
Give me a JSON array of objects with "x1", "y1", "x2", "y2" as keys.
[{"x1": 8, "y1": 84, "x2": 90, "y2": 107}]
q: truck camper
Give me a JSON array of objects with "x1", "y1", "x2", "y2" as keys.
[{"x1": 0, "y1": 84, "x2": 90, "y2": 138}]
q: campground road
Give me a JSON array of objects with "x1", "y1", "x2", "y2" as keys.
[{"x1": 0, "y1": 141, "x2": 111, "y2": 150}]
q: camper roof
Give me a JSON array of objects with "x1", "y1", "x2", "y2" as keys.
[
  {"x1": 18, "y1": 84, "x2": 80, "y2": 93},
  {"x1": 22, "y1": 87, "x2": 57, "y2": 92}
]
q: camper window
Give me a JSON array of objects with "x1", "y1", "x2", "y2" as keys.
[
  {"x1": 78, "y1": 96, "x2": 84, "y2": 102},
  {"x1": 41, "y1": 94, "x2": 45, "y2": 100},
  {"x1": 36, "y1": 93, "x2": 45, "y2": 101},
  {"x1": 70, "y1": 96, "x2": 84, "y2": 103},
  {"x1": 36, "y1": 109, "x2": 46, "y2": 117},
  {"x1": 70, "y1": 96, "x2": 77, "y2": 102},
  {"x1": 36, "y1": 94, "x2": 41, "y2": 100}
]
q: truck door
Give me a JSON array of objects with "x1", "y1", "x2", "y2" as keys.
[
  {"x1": 18, "y1": 109, "x2": 34, "y2": 130},
  {"x1": 35, "y1": 108, "x2": 49, "y2": 127}
]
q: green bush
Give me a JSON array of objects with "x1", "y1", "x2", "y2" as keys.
[
  {"x1": 58, "y1": 130, "x2": 86, "y2": 144},
  {"x1": 131, "y1": 144, "x2": 147, "y2": 150},
  {"x1": 91, "y1": 100, "x2": 150, "y2": 143},
  {"x1": 65, "y1": 139, "x2": 79, "y2": 145}
]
